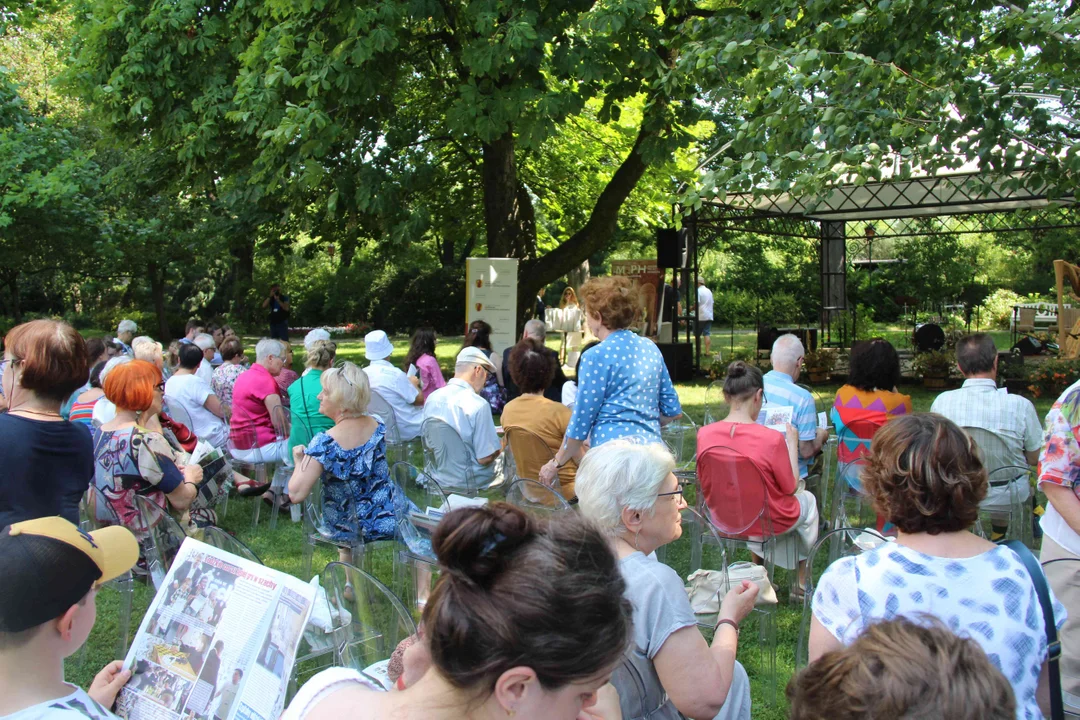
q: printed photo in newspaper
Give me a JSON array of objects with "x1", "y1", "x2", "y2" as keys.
[{"x1": 116, "y1": 538, "x2": 316, "y2": 720}]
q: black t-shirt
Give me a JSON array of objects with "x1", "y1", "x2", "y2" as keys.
[
  {"x1": 0, "y1": 413, "x2": 94, "y2": 530},
  {"x1": 268, "y1": 294, "x2": 289, "y2": 323},
  {"x1": 502, "y1": 345, "x2": 567, "y2": 403}
]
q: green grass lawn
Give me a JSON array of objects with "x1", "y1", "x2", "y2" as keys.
[{"x1": 67, "y1": 331, "x2": 1052, "y2": 720}]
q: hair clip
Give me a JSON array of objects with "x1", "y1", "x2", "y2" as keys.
[{"x1": 480, "y1": 531, "x2": 507, "y2": 558}]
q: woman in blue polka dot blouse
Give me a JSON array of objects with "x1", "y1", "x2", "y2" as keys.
[{"x1": 540, "y1": 276, "x2": 682, "y2": 486}]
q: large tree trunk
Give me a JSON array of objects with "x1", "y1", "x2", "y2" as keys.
[
  {"x1": 482, "y1": 130, "x2": 522, "y2": 259},
  {"x1": 567, "y1": 260, "x2": 591, "y2": 296},
  {"x1": 148, "y1": 261, "x2": 170, "y2": 339},
  {"x1": 230, "y1": 234, "x2": 256, "y2": 317}
]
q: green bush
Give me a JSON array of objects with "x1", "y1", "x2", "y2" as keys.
[
  {"x1": 367, "y1": 266, "x2": 465, "y2": 335},
  {"x1": 977, "y1": 288, "x2": 1050, "y2": 330}
]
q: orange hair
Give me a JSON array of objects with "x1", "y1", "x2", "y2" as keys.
[
  {"x1": 5, "y1": 320, "x2": 88, "y2": 402},
  {"x1": 579, "y1": 276, "x2": 640, "y2": 331},
  {"x1": 104, "y1": 360, "x2": 162, "y2": 412}
]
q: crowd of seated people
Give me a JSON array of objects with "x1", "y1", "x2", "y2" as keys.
[{"x1": 6, "y1": 303, "x2": 1080, "y2": 720}]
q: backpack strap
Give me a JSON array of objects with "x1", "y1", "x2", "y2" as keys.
[{"x1": 1002, "y1": 539, "x2": 1063, "y2": 720}]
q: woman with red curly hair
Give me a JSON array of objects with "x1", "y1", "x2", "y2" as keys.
[
  {"x1": 0, "y1": 320, "x2": 94, "y2": 529},
  {"x1": 809, "y1": 413, "x2": 1064, "y2": 720},
  {"x1": 539, "y1": 276, "x2": 682, "y2": 487},
  {"x1": 92, "y1": 360, "x2": 202, "y2": 536}
]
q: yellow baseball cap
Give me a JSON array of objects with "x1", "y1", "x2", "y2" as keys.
[{"x1": 0, "y1": 517, "x2": 139, "y2": 632}]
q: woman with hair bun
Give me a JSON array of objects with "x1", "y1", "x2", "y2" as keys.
[
  {"x1": 283, "y1": 503, "x2": 633, "y2": 720},
  {"x1": 697, "y1": 361, "x2": 818, "y2": 591},
  {"x1": 540, "y1": 276, "x2": 682, "y2": 487}
]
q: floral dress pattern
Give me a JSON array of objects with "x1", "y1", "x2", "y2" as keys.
[
  {"x1": 212, "y1": 363, "x2": 245, "y2": 412},
  {"x1": 478, "y1": 348, "x2": 506, "y2": 415},
  {"x1": 304, "y1": 422, "x2": 395, "y2": 544}
]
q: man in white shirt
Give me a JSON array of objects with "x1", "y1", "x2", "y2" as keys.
[
  {"x1": 193, "y1": 333, "x2": 216, "y2": 384},
  {"x1": 930, "y1": 333, "x2": 1042, "y2": 540},
  {"x1": 362, "y1": 330, "x2": 424, "y2": 442},
  {"x1": 422, "y1": 347, "x2": 502, "y2": 489},
  {"x1": 696, "y1": 277, "x2": 714, "y2": 357},
  {"x1": 165, "y1": 344, "x2": 230, "y2": 447}
]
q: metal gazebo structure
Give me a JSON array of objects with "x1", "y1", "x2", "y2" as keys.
[{"x1": 671, "y1": 169, "x2": 1080, "y2": 372}]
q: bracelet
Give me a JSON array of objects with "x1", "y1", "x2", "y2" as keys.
[{"x1": 715, "y1": 618, "x2": 739, "y2": 636}]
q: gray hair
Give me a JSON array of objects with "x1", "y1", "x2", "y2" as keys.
[
  {"x1": 455, "y1": 361, "x2": 478, "y2": 375},
  {"x1": 117, "y1": 319, "x2": 138, "y2": 335},
  {"x1": 132, "y1": 337, "x2": 163, "y2": 364},
  {"x1": 575, "y1": 440, "x2": 676, "y2": 537},
  {"x1": 193, "y1": 333, "x2": 216, "y2": 351},
  {"x1": 524, "y1": 319, "x2": 546, "y2": 340},
  {"x1": 255, "y1": 338, "x2": 285, "y2": 364},
  {"x1": 771, "y1": 333, "x2": 805, "y2": 369},
  {"x1": 99, "y1": 355, "x2": 131, "y2": 385}
]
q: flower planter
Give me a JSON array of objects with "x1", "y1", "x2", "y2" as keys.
[
  {"x1": 922, "y1": 374, "x2": 948, "y2": 389},
  {"x1": 807, "y1": 370, "x2": 829, "y2": 384}
]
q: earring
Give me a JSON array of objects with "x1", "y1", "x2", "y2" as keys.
[{"x1": 506, "y1": 710, "x2": 516, "y2": 718}]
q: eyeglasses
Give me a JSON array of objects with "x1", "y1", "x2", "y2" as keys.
[
  {"x1": 155, "y1": 382, "x2": 166, "y2": 391},
  {"x1": 657, "y1": 482, "x2": 687, "y2": 500}
]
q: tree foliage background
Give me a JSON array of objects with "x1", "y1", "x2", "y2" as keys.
[{"x1": 1, "y1": 0, "x2": 1077, "y2": 335}]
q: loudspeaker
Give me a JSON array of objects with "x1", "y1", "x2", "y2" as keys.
[
  {"x1": 657, "y1": 342, "x2": 694, "y2": 382},
  {"x1": 656, "y1": 228, "x2": 688, "y2": 269},
  {"x1": 1013, "y1": 335, "x2": 1044, "y2": 356}
]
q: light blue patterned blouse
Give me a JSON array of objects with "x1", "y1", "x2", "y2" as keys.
[
  {"x1": 813, "y1": 543, "x2": 1067, "y2": 720},
  {"x1": 565, "y1": 330, "x2": 682, "y2": 446}
]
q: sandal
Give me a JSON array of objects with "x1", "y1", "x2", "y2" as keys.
[{"x1": 236, "y1": 475, "x2": 272, "y2": 497}]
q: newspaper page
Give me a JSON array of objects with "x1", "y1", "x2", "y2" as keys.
[
  {"x1": 117, "y1": 538, "x2": 316, "y2": 720},
  {"x1": 756, "y1": 404, "x2": 794, "y2": 433}
]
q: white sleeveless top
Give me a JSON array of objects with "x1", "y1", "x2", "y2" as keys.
[{"x1": 280, "y1": 668, "x2": 384, "y2": 720}]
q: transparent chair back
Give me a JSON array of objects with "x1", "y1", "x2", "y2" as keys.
[
  {"x1": 202, "y1": 526, "x2": 263, "y2": 564},
  {"x1": 696, "y1": 445, "x2": 770, "y2": 540},
  {"x1": 795, "y1": 526, "x2": 886, "y2": 668},
  {"x1": 367, "y1": 391, "x2": 402, "y2": 445},
  {"x1": 77, "y1": 485, "x2": 135, "y2": 662},
  {"x1": 502, "y1": 425, "x2": 557, "y2": 485},
  {"x1": 421, "y1": 417, "x2": 477, "y2": 494},
  {"x1": 391, "y1": 462, "x2": 449, "y2": 563},
  {"x1": 300, "y1": 475, "x2": 365, "y2": 579},
  {"x1": 133, "y1": 494, "x2": 188, "y2": 589},
  {"x1": 321, "y1": 561, "x2": 417, "y2": 686},
  {"x1": 163, "y1": 399, "x2": 194, "y2": 439},
  {"x1": 504, "y1": 479, "x2": 572, "y2": 516},
  {"x1": 661, "y1": 415, "x2": 699, "y2": 473},
  {"x1": 964, "y1": 426, "x2": 1026, "y2": 480}
]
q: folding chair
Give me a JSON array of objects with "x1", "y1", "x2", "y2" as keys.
[
  {"x1": 703, "y1": 380, "x2": 729, "y2": 425},
  {"x1": 504, "y1": 479, "x2": 572, "y2": 516},
  {"x1": 133, "y1": 494, "x2": 189, "y2": 590},
  {"x1": 202, "y1": 526, "x2": 263, "y2": 564},
  {"x1": 421, "y1": 417, "x2": 483, "y2": 496},
  {"x1": 322, "y1": 562, "x2": 417, "y2": 687},
  {"x1": 794, "y1": 526, "x2": 887, "y2": 669},
  {"x1": 78, "y1": 486, "x2": 135, "y2": 661},
  {"x1": 964, "y1": 426, "x2": 1033, "y2": 547}
]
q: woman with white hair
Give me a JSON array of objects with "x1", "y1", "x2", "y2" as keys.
[
  {"x1": 229, "y1": 338, "x2": 290, "y2": 465},
  {"x1": 288, "y1": 361, "x2": 393, "y2": 567},
  {"x1": 576, "y1": 440, "x2": 757, "y2": 720}
]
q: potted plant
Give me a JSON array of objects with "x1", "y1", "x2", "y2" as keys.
[
  {"x1": 912, "y1": 349, "x2": 954, "y2": 388},
  {"x1": 802, "y1": 349, "x2": 837, "y2": 384}
]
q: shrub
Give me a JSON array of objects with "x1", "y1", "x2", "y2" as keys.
[
  {"x1": 1027, "y1": 357, "x2": 1080, "y2": 399},
  {"x1": 367, "y1": 266, "x2": 465, "y2": 336}
]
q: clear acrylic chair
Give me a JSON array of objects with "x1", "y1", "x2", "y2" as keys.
[
  {"x1": 202, "y1": 526, "x2": 263, "y2": 564},
  {"x1": 368, "y1": 390, "x2": 419, "y2": 466},
  {"x1": 661, "y1": 415, "x2": 699, "y2": 478},
  {"x1": 501, "y1": 425, "x2": 565, "y2": 490},
  {"x1": 227, "y1": 417, "x2": 286, "y2": 529},
  {"x1": 390, "y1": 462, "x2": 449, "y2": 617},
  {"x1": 78, "y1": 486, "x2": 135, "y2": 660},
  {"x1": 504, "y1": 479, "x2": 572, "y2": 516},
  {"x1": 421, "y1": 417, "x2": 481, "y2": 496},
  {"x1": 795, "y1": 526, "x2": 887, "y2": 669},
  {"x1": 322, "y1": 561, "x2": 418, "y2": 687},
  {"x1": 703, "y1": 380, "x2": 729, "y2": 425},
  {"x1": 300, "y1": 477, "x2": 363, "y2": 580},
  {"x1": 964, "y1": 426, "x2": 1033, "y2": 546},
  {"x1": 133, "y1": 494, "x2": 188, "y2": 590}
]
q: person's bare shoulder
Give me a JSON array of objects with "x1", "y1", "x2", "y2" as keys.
[{"x1": 305, "y1": 683, "x2": 389, "y2": 720}]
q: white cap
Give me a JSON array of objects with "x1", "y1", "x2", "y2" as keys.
[
  {"x1": 456, "y1": 346, "x2": 495, "y2": 371},
  {"x1": 364, "y1": 330, "x2": 394, "y2": 361},
  {"x1": 304, "y1": 328, "x2": 331, "y2": 351}
]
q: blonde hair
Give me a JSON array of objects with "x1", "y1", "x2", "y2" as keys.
[
  {"x1": 305, "y1": 339, "x2": 337, "y2": 369},
  {"x1": 321, "y1": 362, "x2": 370, "y2": 417}
]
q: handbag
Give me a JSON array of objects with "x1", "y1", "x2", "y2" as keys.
[
  {"x1": 685, "y1": 562, "x2": 778, "y2": 615},
  {"x1": 1002, "y1": 539, "x2": 1064, "y2": 720}
]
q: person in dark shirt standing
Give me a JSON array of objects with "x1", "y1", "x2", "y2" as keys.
[
  {"x1": 0, "y1": 319, "x2": 94, "y2": 530},
  {"x1": 262, "y1": 283, "x2": 291, "y2": 340}
]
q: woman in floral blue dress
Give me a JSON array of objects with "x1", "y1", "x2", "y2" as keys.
[{"x1": 287, "y1": 361, "x2": 395, "y2": 568}]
